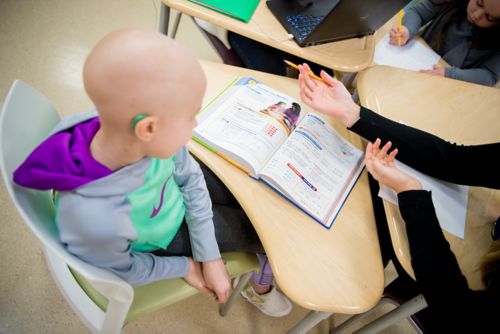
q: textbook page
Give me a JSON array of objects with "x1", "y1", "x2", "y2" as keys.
[
  {"x1": 378, "y1": 160, "x2": 469, "y2": 239},
  {"x1": 259, "y1": 114, "x2": 365, "y2": 228},
  {"x1": 374, "y1": 33, "x2": 441, "y2": 71},
  {"x1": 194, "y1": 78, "x2": 306, "y2": 177}
]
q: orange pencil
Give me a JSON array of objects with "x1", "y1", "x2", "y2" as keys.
[
  {"x1": 284, "y1": 60, "x2": 325, "y2": 83},
  {"x1": 397, "y1": 9, "x2": 404, "y2": 46}
]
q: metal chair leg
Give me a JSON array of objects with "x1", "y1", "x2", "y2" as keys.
[
  {"x1": 219, "y1": 272, "x2": 253, "y2": 316},
  {"x1": 330, "y1": 297, "x2": 399, "y2": 334},
  {"x1": 287, "y1": 311, "x2": 333, "y2": 334},
  {"x1": 354, "y1": 294, "x2": 427, "y2": 334}
]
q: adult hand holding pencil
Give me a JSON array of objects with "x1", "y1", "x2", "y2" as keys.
[{"x1": 284, "y1": 60, "x2": 325, "y2": 83}]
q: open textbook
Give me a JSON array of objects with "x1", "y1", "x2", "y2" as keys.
[
  {"x1": 374, "y1": 33, "x2": 441, "y2": 71},
  {"x1": 193, "y1": 77, "x2": 365, "y2": 229}
]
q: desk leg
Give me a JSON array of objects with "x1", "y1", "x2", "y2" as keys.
[
  {"x1": 219, "y1": 272, "x2": 253, "y2": 317},
  {"x1": 171, "y1": 12, "x2": 183, "y2": 39},
  {"x1": 287, "y1": 311, "x2": 332, "y2": 334},
  {"x1": 159, "y1": 3, "x2": 170, "y2": 35}
]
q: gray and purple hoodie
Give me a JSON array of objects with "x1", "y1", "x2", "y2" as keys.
[{"x1": 13, "y1": 111, "x2": 220, "y2": 286}]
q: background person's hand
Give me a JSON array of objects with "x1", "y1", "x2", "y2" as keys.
[
  {"x1": 419, "y1": 64, "x2": 445, "y2": 77},
  {"x1": 202, "y1": 258, "x2": 231, "y2": 304},
  {"x1": 184, "y1": 257, "x2": 213, "y2": 297},
  {"x1": 389, "y1": 25, "x2": 410, "y2": 45},
  {"x1": 298, "y1": 63, "x2": 360, "y2": 128},
  {"x1": 364, "y1": 138, "x2": 422, "y2": 193}
]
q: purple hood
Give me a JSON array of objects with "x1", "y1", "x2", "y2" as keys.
[{"x1": 13, "y1": 117, "x2": 112, "y2": 191}]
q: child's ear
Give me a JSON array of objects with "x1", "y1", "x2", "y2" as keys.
[{"x1": 134, "y1": 116, "x2": 157, "y2": 142}]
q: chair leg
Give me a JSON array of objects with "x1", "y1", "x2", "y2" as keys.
[
  {"x1": 171, "y1": 12, "x2": 182, "y2": 39},
  {"x1": 354, "y1": 294, "x2": 427, "y2": 334},
  {"x1": 287, "y1": 311, "x2": 333, "y2": 334},
  {"x1": 330, "y1": 297, "x2": 399, "y2": 334},
  {"x1": 219, "y1": 271, "x2": 253, "y2": 316}
]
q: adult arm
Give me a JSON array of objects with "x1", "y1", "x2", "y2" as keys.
[
  {"x1": 398, "y1": 190, "x2": 496, "y2": 329},
  {"x1": 364, "y1": 141, "x2": 496, "y2": 330},
  {"x1": 298, "y1": 64, "x2": 500, "y2": 188},
  {"x1": 350, "y1": 107, "x2": 500, "y2": 189}
]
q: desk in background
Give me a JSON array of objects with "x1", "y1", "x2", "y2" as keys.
[
  {"x1": 357, "y1": 65, "x2": 500, "y2": 290},
  {"x1": 161, "y1": 0, "x2": 376, "y2": 73},
  {"x1": 196, "y1": 61, "x2": 384, "y2": 333}
]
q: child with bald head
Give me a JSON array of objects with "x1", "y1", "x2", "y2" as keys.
[{"x1": 13, "y1": 29, "x2": 291, "y2": 316}]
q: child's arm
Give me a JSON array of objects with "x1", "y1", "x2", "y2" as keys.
[
  {"x1": 403, "y1": 0, "x2": 443, "y2": 40},
  {"x1": 173, "y1": 147, "x2": 220, "y2": 263},
  {"x1": 173, "y1": 147, "x2": 231, "y2": 303},
  {"x1": 444, "y1": 55, "x2": 500, "y2": 86}
]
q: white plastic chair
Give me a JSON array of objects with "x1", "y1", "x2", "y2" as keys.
[{"x1": 0, "y1": 80, "x2": 259, "y2": 333}]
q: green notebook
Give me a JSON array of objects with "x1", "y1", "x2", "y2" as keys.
[{"x1": 188, "y1": 0, "x2": 259, "y2": 23}]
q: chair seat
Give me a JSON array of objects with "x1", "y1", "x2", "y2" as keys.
[{"x1": 70, "y1": 252, "x2": 259, "y2": 323}]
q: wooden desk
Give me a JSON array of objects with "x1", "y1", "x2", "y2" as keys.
[
  {"x1": 195, "y1": 61, "x2": 384, "y2": 323},
  {"x1": 357, "y1": 66, "x2": 500, "y2": 290},
  {"x1": 162, "y1": 0, "x2": 376, "y2": 73}
]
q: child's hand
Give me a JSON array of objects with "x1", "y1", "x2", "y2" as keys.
[
  {"x1": 202, "y1": 258, "x2": 231, "y2": 304},
  {"x1": 389, "y1": 25, "x2": 410, "y2": 45},
  {"x1": 365, "y1": 139, "x2": 422, "y2": 193},
  {"x1": 419, "y1": 64, "x2": 445, "y2": 77},
  {"x1": 298, "y1": 63, "x2": 360, "y2": 128},
  {"x1": 184, "y1": 257, "x2": 213, "y2": 297}
]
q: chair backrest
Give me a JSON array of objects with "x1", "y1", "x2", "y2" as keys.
[
  {"x1": 0, "y1": 80, "x2": 122, "y2": 283},
  {"x1": 0, "y1": 80, "x2": 62, "y2": 247},
  {"x1": 192, "y1": 18, "x2": 245, "y2": 67}
]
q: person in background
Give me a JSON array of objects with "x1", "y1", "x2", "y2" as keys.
[
  {"x1": 298, "y1": 63, "x2": 500, "y2": 331},
  {"x1": 390, "y1": 0, "x2": 500, "y2": 86}
]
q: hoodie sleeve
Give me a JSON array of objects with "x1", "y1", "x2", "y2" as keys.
[
  {"x1": 444, "y1": 50, "x2": 500, "y2": 86},
  {"x1": 56, "y1": 192, "x2": 189, "y2": 286},
  {"x1": 173, "y1": 147, "x2": 221, "y2": 262},
  {"x1": 403, "y1": 0, "x2": 442, "y2": 39}
]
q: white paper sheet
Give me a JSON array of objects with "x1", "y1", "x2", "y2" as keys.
[
  {"x1": 378, "y1": 160, "x2": 469, "y2": 239},
  {"x1": 374, "y1": 33, "x2": 441, "y2": 72}
]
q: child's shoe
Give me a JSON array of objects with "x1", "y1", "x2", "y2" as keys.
[{"x1": 234, "y1": 277, "x2": 292, "y2": 317}]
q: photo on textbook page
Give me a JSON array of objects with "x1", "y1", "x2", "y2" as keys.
[
  {"x1": 259, "y1": 101, "x2": 302, "y2": 134},
  {"x1": 194, "y1": 78, "x2": 308, "y2": 174}
]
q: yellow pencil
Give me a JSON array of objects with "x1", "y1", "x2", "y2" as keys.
[
  {"x1": 397, "y1": 9, "x2": 404, "y2": 46},
  {"x1": 284, "y1": 60, "x2": 325, "y2": 83}
]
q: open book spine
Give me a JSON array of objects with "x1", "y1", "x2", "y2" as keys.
[{"x1": 191, "y1": 137, "x2": 251, "y2": 175}]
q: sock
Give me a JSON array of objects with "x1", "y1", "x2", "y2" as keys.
[{"x1": 251, "y1": 253, "x2": 274, "y2": 292}]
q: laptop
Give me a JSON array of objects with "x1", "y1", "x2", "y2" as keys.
[{"x1": 267, "y1": 0, "x2": 410, "y2": 47}]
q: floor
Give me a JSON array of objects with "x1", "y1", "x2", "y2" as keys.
[{"x1": 0, "y1": 1, "x2": 415, "y2": 333}]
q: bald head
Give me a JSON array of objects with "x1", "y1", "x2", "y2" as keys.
[{"x1": 83, "y1": 29, "x2": 206, "y2": 129}]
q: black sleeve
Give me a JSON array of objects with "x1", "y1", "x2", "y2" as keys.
[
  {"x1": 398, "y1": 191, "x2": 468, "y2": 304},
  {"x1": 398, "y1": 191, "x2": 497, "y2": 331},
  {"x1": 349, "y1": 107, "x2": 500, "y2": 189}
]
